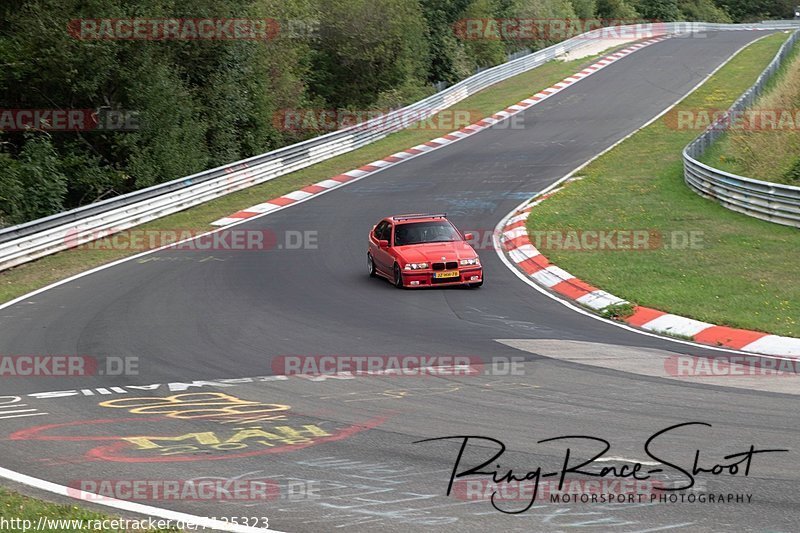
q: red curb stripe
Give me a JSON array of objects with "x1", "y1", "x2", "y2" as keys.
[
  {"x1": 424, "y1": 141, "x2": 442, "y2": 147},
  {"x1": 444, "y1": 134, "x2": 460, "y2": 141},
  {"x1": 330, "y1": 174, "x2": 354, "y2": 183},
  {"x1": 693, "y1": 326, "x2": 768, "y2": 350},
  {"x1": 625, "y1": 306, "x2": 667, "y2": 327},
  {"x1": 405, "y1": 148, "x2": 424, "y2": 155},
  {"x1": 459, "y1": 127, "x2": 476, "y2": 134},
  {"x1": 518, "y1": 257, "x2": 546, "y2": 275},
  {"x1": 504, "y1": 220, "x2": 527, "y2": 231},
  {"x1": 531, "y1": 254, "x2": 550, "y2": 268},
  {"x1": 552, "y1": 278, "x2": 597, "y2": 300},
  {"x1": 301, "y1": 185, "x2": 327, "y2": 194},
  {"x1": 359, "y1": 165, "x2": 379, "y2": 172},
  {"x1": 227, "y1": 211, "x2": 257, "y2": 219},
  {"x1": 503, "y1": 235, "x2": 531, "y2": 251},
  {"x1": 477, "y1": 120, "x2": 492, "y2": 126},
  {"x1": 267, "y1": 197, "x2": 295, "y2": 207},
  {"x1": 383, "y1": 156, "x2": 404, "y2": 163}
]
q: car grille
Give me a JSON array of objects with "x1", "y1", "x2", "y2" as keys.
[{"x1": 432, "y1": 261, "x2": 458, "y2": 271}]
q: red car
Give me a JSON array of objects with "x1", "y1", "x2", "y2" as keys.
[{"x1": 367, "y1": 214, "x2": 483, "y2": 288}]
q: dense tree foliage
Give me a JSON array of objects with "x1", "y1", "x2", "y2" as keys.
[{"x1": 0, "y1": 0, "x2": 793, "y2": 225}]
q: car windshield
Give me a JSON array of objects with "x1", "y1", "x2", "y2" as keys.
[{"x1": 394, "y1": 221, "x2": 461, "y2": 246}]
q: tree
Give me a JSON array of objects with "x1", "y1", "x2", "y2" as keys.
[
  {"x1": 634, "y1": 0, "x2": 681, "y2": 20},
  {"x1": 310, "y1": 0, "x2": 429, "y2": 108},
  {"x1": 570, "y1": 0, "x2": 598, "y2": 18},
  {"x1": 596, "y1": 0, "x2": 639, "y2": 19},
  {"x1": 678, "y1": 0, "x2": 732, "y2": 22}
]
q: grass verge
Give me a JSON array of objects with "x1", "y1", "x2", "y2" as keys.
[
  {"x1": 699, "y1": 36, "x2": 800, "y2": 185},
  {"x1": 526, "y1": 32, "x2": 799, "y2": 338},
  {"x1": 0, "y1": 488, "x2": 176, "y2": 532},
  {"x1": 1, "y1": 47, "x2": 624, "y2": 305}
]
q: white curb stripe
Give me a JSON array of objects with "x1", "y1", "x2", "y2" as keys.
[
  {"x1": 502, "y1": 226, "x2": 528, "y2": 240},
  {"x1": 531, "y1": 265, "x2": 574, "y2": 287},
  {"x1": 316, "y1": 179, "x2": 343, "y2": 188},
  {"x1": 414, "y1": 144, "x2": 437, "y2": 152},
  {"x1": 282, "y1": 190, "x2": 313, "y2": 201},
  {"x1": 577, "y1": 290, "x2": 627, "y2": 310},
  {"x1": 640, "y1": 314, "x2": 714, "y2": 338},
  {"x1": 508, "y1": 245, "x2": 541, "y2": 264},
  {"x1": 740, "y1": 335, "x2": 800, "y2": 357},
  {"x1": 245, "y1": 203, "x2": 282, "y2": 214},
  {"x1": 210, "y1": 217, "x2": 240, "y2": 226},
  {"x1": 505, "y1": 212, "x2": 530, "y2": 225},
  {"x1": 344, "y1": 169, "x2": 369, "y2": 177}
]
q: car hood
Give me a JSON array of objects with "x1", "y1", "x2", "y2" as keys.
[{"x1": 394, "y1": 241, "x2": 478, "y2": 263}]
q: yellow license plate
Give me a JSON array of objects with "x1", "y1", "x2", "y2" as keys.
[{"x1": 434, "y1": 271, "x2": 459, "y2": 279}]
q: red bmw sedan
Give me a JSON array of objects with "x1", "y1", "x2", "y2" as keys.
[{"x1": 367, "y1": 214, "x2": 483, "y2": 288}]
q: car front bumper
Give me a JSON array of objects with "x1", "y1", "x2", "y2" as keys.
[{"x1": 400, "y1": 267, "x2": 482, "y2": 288}]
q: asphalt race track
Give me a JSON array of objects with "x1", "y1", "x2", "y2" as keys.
[{"x1": 1, "y1": 31, "x2": 798, "y2": 532}]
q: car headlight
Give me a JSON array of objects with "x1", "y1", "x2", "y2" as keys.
[
  {"x1": 460, "y1": 258, "x2": 479, "y2": 266},
  {"x1": 404, "y1": 262, "x2": 429, "y2": 270}
]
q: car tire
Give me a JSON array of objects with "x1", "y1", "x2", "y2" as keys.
[
  {"x1": 367, "y1": 253, "x2": 377, "y2": 277},
  {"x1": 393, "y1": 264, "x2": 404, "y2": 288}
]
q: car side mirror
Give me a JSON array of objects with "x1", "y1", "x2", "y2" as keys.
[
  {"x1": 463, "y1": 232, "x2": 474, "y2": 241},
  {"x1": 378, "y1": 239, "x2": 390, "y2": 249}
]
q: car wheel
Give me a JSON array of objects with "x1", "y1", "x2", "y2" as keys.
[
  {"x1": 393, "y1": 264, "x2": 404, "y2": 288},
  {"x1": 367, "y1": 253, "x2": 376, "y2": 277}
]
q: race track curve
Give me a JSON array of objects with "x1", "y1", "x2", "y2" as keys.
[{"x1": 1, "y1": 30, "x2": 798, "y2": 533}]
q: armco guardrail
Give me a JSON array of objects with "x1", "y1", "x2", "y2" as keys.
[
  {"x1": 683, "y1": 29, "x2": 800, "y2": 228},
  {"x1": 2, "y1": 22, "x2": 799, "y2": 271}
]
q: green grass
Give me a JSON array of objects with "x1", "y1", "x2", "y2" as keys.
[
  {"x1": 699, "y1": 36, "x2": 800, "y2": 185},
  {"x1": 0, "y1": 48, "x2": 622, "y2": 305},
  {"x1": 526, "y1": 32, "x2": 799, "y2": 338},
  {"x1": 0, "y1": 488, "x2": 176, "y2": 532}
]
